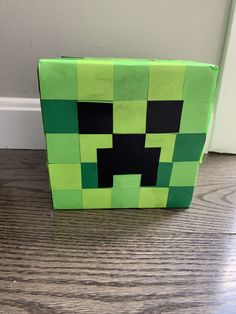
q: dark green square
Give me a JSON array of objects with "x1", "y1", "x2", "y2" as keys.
[
  {"x1": 41, "y1": 100, "x2": 78, "y2": 133},
  {"x1": 173, "y1": 133, "x2": 206, "y2": 161},
  {"x1": 81, "y1": 163, "x2": 98, "y2": 188},
  {"x1": 167, "y1": 187, "x2": 194, "y2": 208},
  {"x1": 156, "y1": 163, "x2": 173, "y2": 187}
]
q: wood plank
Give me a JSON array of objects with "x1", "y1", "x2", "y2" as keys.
[{"x1": 0, "y1": 150, "x2": 236, "y2": 313}]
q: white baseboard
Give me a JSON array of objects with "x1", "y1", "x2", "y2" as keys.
[
  {"x1": 0, "y1": 97, "x2": 45, "y2": 149},
  {"x1": 204, "y1": 112, "x2": 214, "y2": 154}
]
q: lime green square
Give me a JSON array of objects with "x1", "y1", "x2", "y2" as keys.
[
  {"x1": 79, "y1": 134, "x2": 113, "y2": 162},
  {"x1": 46, "y1": 134, "x2": 80, "y2": 163},
  {"x1": 156, "y1": 163, "x2": 173, "y2": 187},
  {"x1": 167, "y1": 187, "x2": 194, "y2": 208},
  {"x1": 114, "y1": 61, "x2": 150, "y2": 100},
  {"x1": 48, "y1": 164, "x2": 81, "y2": 190},
  {"x1": 173, "y1": 133, "x2": 206, "y2": 161},
  {"x1": 184, "y1": 65, "x2": 218, "y2": 102},
  {"x1": 82, "y1": 188, "x2": 111, "y2": 209},
  {"x1": 148, "y1": 62, "x2": 185, "y2": 100},
  {"x1": 41, "y1": 100, "x2": 78, "y2": 133},
  {"x1": 113, "y1": 174, "x2": 141, "y2": 188},
  {"x1": 145, "y1": 134, "x2": 176, "y2": 162},
  {"x1": 170, "y1": 162, "x2": 199, "y2": 186},
  {"x1": 52, "y1": 189, "x2": 82, "y2": 209},
  {"x1": 77, "y1": 60, "x2": 114, "y2": 101},
  {"x1": 139, "y1": 187, "x2": 168, "y2": 208},
  {"x1": 180, "y1": 101, "x2": 212, "y2": 133},
  {"x1": 111, "y1": 188, "x2": 140, "y2": 208},
  {"x1": 113, "y1": 101, "x2": 147, "y2": 133},
  {"x1": 81, "y1": 163, "x2": 98, "y2": 188},
  {"x1": 39, "y1": 60, "x2": 77, "y2": 100}
]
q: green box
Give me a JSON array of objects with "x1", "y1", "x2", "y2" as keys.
[{"x1": 38, "y1": 57, "x2": 218, "y2": 209}]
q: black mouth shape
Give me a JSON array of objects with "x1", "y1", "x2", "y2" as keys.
[{"x1": 97, "y1": 134, "x2": 161, "y2": 188}]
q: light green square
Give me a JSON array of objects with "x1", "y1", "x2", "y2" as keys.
[
  {"x1": 114, "y1": 61, "x2": 150, "y2": 100},
  {"x1": 113, "y1": 101, "x2": 147, "y2": 133},
  {"x1": 148, "y1": 62, "x2": 185, "y2": 100},
  {"x1": 113, "y1": 174, "x2": 141, "y2": 188},
  {"x1": 139, "y1": 187, "x2": 168, "y2": 208},
  {"x1": 77, "y1": 60, "x2": 114, "y2": 101},
  {"x1": 39, "y1": 60, "x2": 77, "y2": 100},
  {"x1": 145, "y1": 134, "x2": 176, "y2": 162},
  {"x1": 52, "y1": 190, "x2": 82, "y2": 209},
  {"x1": 170, "y1": 162, "x2": 199, "y2": 186},
  {"x1": 79, "y1": 134, "x2": 113, "y2": 162},
  {"x1": 111, "y1": 188, "x2": 140, "y2": 208},
  {"x1": 184, "y1": 65, "x2": 218, "y2": 102},
  {"x1": 82, "y1": 188, "x2": 112, "y2": 209},
  {"x1": 48, "y1": 164, "x2": 82, "y2": 190},
  {"x1": 180, "y1": 101, "x2": 212, "y2": 133},
  {"x1": 46, "y1": 134, "x2": 80, "y2": 163}
]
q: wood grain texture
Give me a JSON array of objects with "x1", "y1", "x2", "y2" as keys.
[{"x1": 0, "y1": 149, "x2": 236, "y2": 314}]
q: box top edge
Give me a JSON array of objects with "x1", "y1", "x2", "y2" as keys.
[{"x1": 38, "y1": 57, "x2": 218, "y2": 69}]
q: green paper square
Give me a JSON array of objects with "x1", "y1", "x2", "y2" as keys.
[
  {"x1": 184, "y1": 65, "x2": 218, "y2": 102},
  {"x1": 52, "y1": 189, "x2": 82, "y2": 209},
  {"x1": 41, "y1": 100, "x2": 78, "y2": 133},
  {"x1": 156, "y1": 163, "x2": 173, "y2": 187},
  {"x1": 46, "y1": 134, "x2": 80, "y2": 163},
  {"x1": 48, "y1": 164, "x2": 81, "y2": 190},
  {"x1": 113, "y1": 174, "x2": 141, "y2": 188},
  {"x1": 113, "y1": 101, "x2": 147, "y2": 133},
  {"x1": 39, "y1": 60, "x2": 77, "y2": 100},
  {"x1": 82, "y1": 188, "x2": 112, "y2": 209},
  {"x1": 173, "y1": 133, "x2": 206, "y2": 161},
  {"x1": 111, "y1": 188, "x2": 140, "y2": 208},
  {"x1": 167, "y1": 187, "x2": 194, "y2": 208},
  {"x1": 148, "y1": 62, "x2": 185, "y2": 100},
  {"x1": 81, "y1": 163, "x2": 98, "y2": 188},
  {"x1": 145, "y1": 134, "x2": 176, "y2": 162},
  {"x1": 114, "y1": 61, "x2": 149, "y2": 100},
  {"x1": 79, "y1": 134, "x2": 113, "y2": 162},
  {"x1": 180, "y1": 101, "x2": 212, "y2": 133},
  {"x1": 139, "y1": 187, "x2": 168, "y2": 208},
  {"x1": 170, "y1": 162, "x2": 199, "y2": 186},
  {"x1": 77, "y1": 60, "x2": 114, "y2": 101}
]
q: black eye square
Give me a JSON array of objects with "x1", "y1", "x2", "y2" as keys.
[
  {"x1": 146, "y1": 100, "x2": 183, "y2": 133},
  {"x1": 77, "y1": 102, "x2": 113, "y2": 134}
]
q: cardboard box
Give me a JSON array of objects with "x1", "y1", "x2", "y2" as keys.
[{"x1": 38, "y1": 57, "x2": 218, "y2": 209}]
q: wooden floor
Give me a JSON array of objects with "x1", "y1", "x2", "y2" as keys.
[{"x1": 0, "y1": 150, "x2": 236, "y2": 314}]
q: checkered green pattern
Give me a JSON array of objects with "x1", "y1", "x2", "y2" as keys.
[{"x1": 38, "y1": 58, "x2": 218, "y2": 209}]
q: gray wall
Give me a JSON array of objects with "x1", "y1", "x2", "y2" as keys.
[{"x1": 0, "y1": 0, "x2": 232, "y2": 98}]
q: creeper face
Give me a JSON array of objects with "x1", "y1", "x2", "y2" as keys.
[{"x1": 39, "y1": 58, "x2": 218, "y2": 209}]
